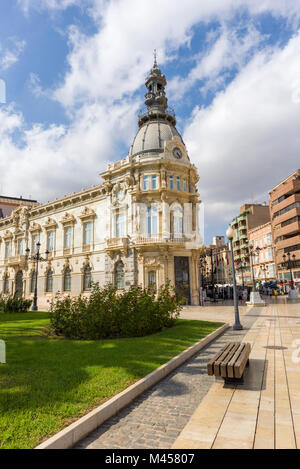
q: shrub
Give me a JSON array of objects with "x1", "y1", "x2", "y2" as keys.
[
  {"x1": 49, "y1": 283, "x2": 182, "y2": 340},
  {"x1": 0, "y1": 293, "x2": 32, "y2": 313}
]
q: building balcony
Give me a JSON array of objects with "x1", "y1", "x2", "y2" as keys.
[
  {"x1": 135, "y1": 234, "x2": 186, "y2": 246},
  {"x1": 7, "y1": 255, "x2": 27, "y2": 267}
]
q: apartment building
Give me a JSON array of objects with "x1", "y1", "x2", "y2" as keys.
[
  {"x1": 0, "y1": 195, "x2": 38, "y2": 219},
  {"x1": 230, "y1": 204, "x2": 270, "y2": 285},
  {"x1": 248, "y1": 222, "x2": 276, "y2": 282},
  {"x1": 269, "y1": 169, "x2": 300, "y2": 286}
]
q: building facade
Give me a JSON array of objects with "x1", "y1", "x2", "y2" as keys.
[
  {"x1": 0, "y1": 195, "x2": 38, "y2": 219},
  {"x1": 269, "y1": 169, "x2": 300, "y2": 286},
  {"x1": 248, "y1": 222, "x2": 276, "y2": 283},
  {"x1": 0, "y1": 60, "x2": 203, "y2": 308},
  {"x1": 230, "y1": 203, "x2": 270, "y2": 285}
]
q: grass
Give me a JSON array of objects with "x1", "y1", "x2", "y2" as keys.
[{"x1": 0, "y1": 312, "x2": 223, "y2": 449}]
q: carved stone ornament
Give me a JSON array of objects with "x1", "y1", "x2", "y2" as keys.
[{"x1": 60, "y1": 212, "x2": 75, "y2": 225}]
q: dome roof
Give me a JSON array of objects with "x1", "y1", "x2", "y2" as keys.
[{"x1": 130, "y1": 120, "x2": 184, "y2": 157}]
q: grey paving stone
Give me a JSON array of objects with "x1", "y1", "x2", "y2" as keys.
[{"x1": 75, "y1": 314, "x2": 256, "y2": 449}]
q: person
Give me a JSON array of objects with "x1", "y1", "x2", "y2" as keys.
[{"x1": 242, "y1": 288, "x2": 248, "y2": 302}]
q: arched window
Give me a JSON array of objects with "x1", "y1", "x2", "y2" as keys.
[
  {"x1": 147, "y1": 205, "x2": 158, "y2": 235},
  {"x1": 64, "y1": 267, "x2": 71, "y2": 291},
  {"x1": 173, "y1": 206, "x2": 183, "y2": 234},
  {"x1": 148, "y1": 270, "x2": 156, "y2": 290},
  {"x1": 46, "y1": 270, "x2": 53, "y2": 292},
  {"x1": 31, "y1": 271, "x2": 36, "y2": 293},
  {"x1": 3, "y1": 274, "x2": 9, "y2": 294},
  {"x1": 83, "y1": 265, "x2": 92, "y2": 291},
  {"x1": 115, "y1": 261, "x2": 124, "y2": 290}
]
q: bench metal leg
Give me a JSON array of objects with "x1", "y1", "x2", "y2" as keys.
[{"x1": 224, "y1": 376, "x2": 244, "y2": 385}]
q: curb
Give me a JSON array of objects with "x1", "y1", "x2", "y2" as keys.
[{"x1": 35, "y1": 322, "x2": 229, "y2": 449}]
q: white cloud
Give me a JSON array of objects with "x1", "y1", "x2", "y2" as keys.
[
  {"x1": 184, "y1": 31, "x2": 300, "y2": 229},
  {"x1": 0, "y1": 39, "x2": 26, "y2": 71},
  {"x1": 2, "y1": 0, "x2": 300, "y2": 229}
]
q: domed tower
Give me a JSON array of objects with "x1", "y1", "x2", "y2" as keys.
[
  {"x1": 130, "y1": 53, "x2": 185, "y2": 159},
  {"x1": 102, "y1": 55, "x2": 203, "y2": 305}
]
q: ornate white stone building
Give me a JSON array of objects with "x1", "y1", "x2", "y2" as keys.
[{"x1": 0, "y1": 59, "x2": 203, "y2": 308}]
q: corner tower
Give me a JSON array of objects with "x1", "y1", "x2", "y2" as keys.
[{"x1": 101, "y1": 56, "x2": 203, "y2": 305}]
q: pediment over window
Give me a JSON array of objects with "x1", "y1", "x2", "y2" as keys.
[
  {"x1": 43, "y1": 217, "x2": 58, "y2": 230},
  {"x1": 78, "y1": 207, "x2": 96, "y2": 221},
  {"x1": 60, "y1": 212, "x2": 75, "y2": 225},
  {"x1": 3, "y1": 230, "x2": 13, "y2": 240},
  {"x1": 29, "y1": 222, "x2": 41, "y2": 233}
]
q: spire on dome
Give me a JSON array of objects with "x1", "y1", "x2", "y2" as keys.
[{"x1": 137, "y1": 53, "x2": 176, "y2": 127}]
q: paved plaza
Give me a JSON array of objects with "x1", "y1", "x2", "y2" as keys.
[{"x1": 75, "y1": 299, "x2": 300, "y2": 449}]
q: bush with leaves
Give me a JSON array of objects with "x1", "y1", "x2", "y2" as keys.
[
  {"x1": 49, "y1": 282, "x2": 182, "y2": 340},
  {"x1": 0, "y1": 293, "x2": 32, "y2": 313}
]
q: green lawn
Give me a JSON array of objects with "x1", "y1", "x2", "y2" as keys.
[{"x1": 0, "y1": 312, "x2": 223, "y2": 449}]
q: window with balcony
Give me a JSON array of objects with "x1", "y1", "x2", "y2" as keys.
[
  {"x1": 18, "y1": 239, "x2": 24, "y2": 255},
  {"x1": 173, "y1": 206, "x2": 183, "y2": 234},
  {"x1": 5, "y1": 241, "x2": 11, "y2": 259},
  {"x1": 143, "y1": 175, "x2": 149, "y2": 190},
  {"x1": 32, "y1": 234, "x2": 39, "y2": 253},
  {"x1": 83, "y1": 222, "x2": 92, "y2": 245},
  {"x1": 116, "y1": 214, "x2": 125, "y2": 237},
  {"x1": 147, "y1": 205, "x2": 158, "y2": 235},
  {"x1": 176, "y1": 176, "x2": 181, "y2": 190},
  {"x1": 47, "y1": 231, "x2": 54, "y2": 252},
  {"x1": 169, "y1": 175, "x2": 174, "y2": 190},
  {"x1": 152, "y1": 175, "x2": 157, "y2": 189},
  {"x1": 64, "y1": 227, "x2": 72, "y2": 249}
]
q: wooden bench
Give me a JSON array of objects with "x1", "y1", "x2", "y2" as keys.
[{"x1": 207, "y1": 342, "x2": 251, "y2": 384}]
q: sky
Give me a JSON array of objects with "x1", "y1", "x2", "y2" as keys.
[{"x1": 1, "y1": 0, "x2": 300, "y2": 244}]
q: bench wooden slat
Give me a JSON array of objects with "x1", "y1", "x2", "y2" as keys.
[
  {"x1": 227, "y1": 344, "x2": 246, "y2": 378},
  {"x1": 207, "y1": 344, "x2": 229, "y2": 376},
  {"x1": 220, "y1": 343, "x2": 241, "y2": 377},
  {"x1": 213, "y1": 343, "x2": 237, "y2": 377},
  {"x1": 233, "y1": 343, "x2": 251, "y2": 378}
]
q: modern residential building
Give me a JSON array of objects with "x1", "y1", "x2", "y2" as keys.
[
  {"x1": 248, "y1": 222, "x2": 276, "y2": 283},
  {"x1": 269, "y1": 169, "x2": 300, "y2": 286},
  {"x1": 230, "y1": 204, "x2": 270, "y2": 285},
  {"x1": 0, "y1": 59, "x2": 203, "y2": 307},
  {"x1": 0, "y1": 195, "x2": 38, "y2": 219}
]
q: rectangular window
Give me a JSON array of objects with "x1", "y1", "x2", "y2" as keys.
[
  {"x1": 18, "y1": 238, "x2": 24, "y2": 255},
  {"x1": 83, "y1": 222, "x2": 92, "y2": 245},
  {"x1": 47, "y1": 231, "x2": 54, "y2": 251},
  {"x1": 116, "y1": 214, "x2": 125, "y2": 237},
  {"x1": 5, "y1": 241, "x2": 11, "y2": 259},
  {"x1": 183, "y1": 179, "x2": 187, "y2": 192},
  {"x1": 143, "y1": 175, "x2": 149, "y2": 190},
  {"x1": 32, "y1": 234, "x2": 39, "y2": 253},
  {"x1": 169, "y1": 175, "x2": 174, "y2": 190},
  {"x1": 177, "y1": 176, "x2": 181, "y2": 190},
  {"x1": 64, "y1": 227, "x2": 72, "y2": 249},
  {"x1": 152, "y1": 175, "x2": 157, "y2": 189}
]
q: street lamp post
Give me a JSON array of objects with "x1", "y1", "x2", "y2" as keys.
[
  {"x1": 282, "y1": 252, "x2": 298, "y2": 298},
  {"x1": 283, "y1": 252, "x2": 296, "y2": 289},
  {"x1": 243, "y1": 244, "x2": 265, "y2": 305},
  {"x1": 25, "y1": 242, "x2": 49, "y2": 311},
  {"x1": 226, "y1": 226, "x2": 243, "y2": 330}
]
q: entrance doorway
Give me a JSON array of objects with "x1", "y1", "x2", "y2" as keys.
[
  {"x1": 15, "y1": 270, "x2": 23, "y2": 297},
  {"x1": 174, "y1": 256, "x2": 190, "y2": 304}
]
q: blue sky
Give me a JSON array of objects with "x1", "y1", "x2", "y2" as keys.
[{"x1": 1, "y1": 0, "x2": 300, "y2": 244}]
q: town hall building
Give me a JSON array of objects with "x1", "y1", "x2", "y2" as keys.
[{"x1": 0, "y1": 58, "x2": 203, "y2": 308}]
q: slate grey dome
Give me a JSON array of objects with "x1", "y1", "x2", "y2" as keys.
[
  {"x1": 130, "y1": 120, "x2": 183, "y2": 157},
  {"x1": 130, "y1": 56, "x2": 185, "y2": 157}
]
